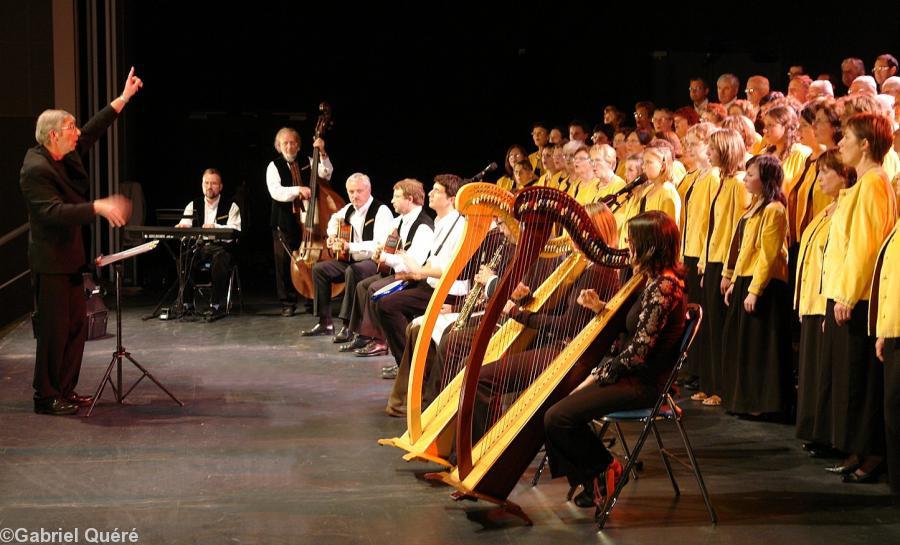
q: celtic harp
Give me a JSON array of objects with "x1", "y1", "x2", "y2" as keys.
[{"x1": 426, "y1": 187, "x2": 643, "y2": 524}]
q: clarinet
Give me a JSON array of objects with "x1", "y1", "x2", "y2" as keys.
[{"x1": 452, "y1": 239, "x2": 507, "y2": 330}]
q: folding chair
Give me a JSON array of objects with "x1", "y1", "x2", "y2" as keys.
[{"x1": 596, "y1": 303, "x2": 716, "y2": 530}]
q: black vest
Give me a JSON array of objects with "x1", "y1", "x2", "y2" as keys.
[
  {"x1": 269, "y1": 156, "x2": 309, "y2": 231},
  {"x1": 343, "y1": 198, "x2": 387, "y2": 242},
  {"x1": 192, "y1": 196, "x2": 235, "y2": 227},
  {"x1": 401, "y1": 207, "x2": 435, "y2": 250}
]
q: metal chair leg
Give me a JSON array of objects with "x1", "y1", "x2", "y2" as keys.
[
  {"x1": 651, "y1": 421, "x2": 680, "y2": 496},
  {"x1": 614, "y1": 423, "x2": 640, "y2": 480},
  {"x1": 531, "y1": 452, "x2": 548, "y2": 487},
  {"x1": 674, "y1": 416, "x2": 717, "y2": 524}
]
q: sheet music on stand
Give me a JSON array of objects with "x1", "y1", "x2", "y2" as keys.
[{"x1": 95, "y1": 240, "x2": 159, "y2": 268}]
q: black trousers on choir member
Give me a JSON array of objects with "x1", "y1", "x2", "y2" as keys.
[
  {"x1": 796, "y1": 315, "x2": 830, "y2": 443},
  {"x1": 544, "y1": 375, "x2": 660, "y2": 488},
  {"x1": 312, "y1": 259, "x2": 378, "y2": 323},
  {"x1": 883, "y1": 338, "x2": 900, "y2": 494},
  {"x1": 698, "y1": 262, "x2": 726, "y2": 396},
  {"x1": 352, "y1": 273, "x2": 393, "y2": 338},
  {"x1": 823, "y1": 299, "x2": 885, "y2": 457},
  {"x1": 32, "y1": 273, "x2": 87, "y2": 402},
  {"x1": 372, "y1": 281, "x2": 434, "y2": 365},
  {"x1": 722, "y1": 277, "x2": 792, "y2": 415},
  {"x1": 683, "y1": 256, "x2": 704, "y2": 377},
  {"x1": 272, "y1": 228, "x2": 299, "y2": 306}
]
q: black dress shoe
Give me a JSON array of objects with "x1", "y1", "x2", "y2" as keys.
[
  {"x1": 354, "y1": 341, "x2": 389, "y2": 357},
  {"x1": 381, "y1": 364, "x2": 399, "y2": 380},
  {"x1": 825, "y1": 462, "x2": 861, "y2": 475},
  {"x1": 339, "y1": 335, "x2": 370, "y2": 352},
  {"x1": 34, "y1": 398, "x2": 79, "y2": 415},
  {"x1": 63, "y1": 392, "x2": 94, "y2": 407},
  {"x1": 281, "y1": 305, "x2": 296, "y2": 317},
  {"x1": 301, "y1": 323, "x2": 334, "y2": 336},
  {"x1": 572, "y1": 476, "x2": 605, "y2": 508},
  {"x1": 842, "y1": 465, "x2": 884, "y2": 484},
  {"x1": 204, "y1": 306, "x2": 226, "y2": 322},
  {"x1": 332, "y1": 326, "x2": 353, "y2": 343}
]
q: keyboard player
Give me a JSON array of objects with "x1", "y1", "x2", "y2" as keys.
[{"x1": 175, "y1": 168, "x2": 241, "y2": 320}]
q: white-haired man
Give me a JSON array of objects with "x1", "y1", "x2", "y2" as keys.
[
  {"x1": 808, "y1": 79, "x2": 835, "y2": 101},
  {"x1": 717, "y1": 73, "x2": 740, "y2": 110},
  {"x1": 266, "y1": 127, "x2": 334, "y2": 317},
  {"x1": 300, "y1": 173, "x2": 393, "y2": 338},
  {"x1": 19, "y1": 67, "x2": 141, "y2": 415}
]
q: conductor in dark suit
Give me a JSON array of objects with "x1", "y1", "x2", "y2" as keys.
[{"x1": 19, "y1": 67, "x2": 141, "y2": 415}]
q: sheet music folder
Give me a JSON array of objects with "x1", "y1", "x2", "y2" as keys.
[{"x1": 95, "y1": 240, "x2": 159, "y2": 268}]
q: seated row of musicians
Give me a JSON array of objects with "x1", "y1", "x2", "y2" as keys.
[
  {"x1": 175, "y1": 168, "x2": 241, "y2": 319},
  {"x1": 339, "y1": 178, "x2": 436, "y2": 356},
  {"x1": 299, "y1": 174, "x2": 467, "y2": 371}
]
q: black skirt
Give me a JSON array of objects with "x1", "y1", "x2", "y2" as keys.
[
  {"x1": 698, "y1": 262, "x2": 726, "y2": 395},
  {"x1": 823, "y1": 299, "x2": 885, "y2": 456},
  {"x1": 884, "y1": 338, "x2": 900, "y2": 494},
  {"x1": 795, "y1": 315, "x2": 829, "y2": 442},
  {"x1": 722, "y1": 276, "x2": 793, "y2": 414},
  {"x1": 684, "y1": 256, "x2": 704, "y2": 377}
]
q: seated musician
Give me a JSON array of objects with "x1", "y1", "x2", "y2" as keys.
[
  {"x1": 338, "y1": 178, "x2": 434, "y2": 354},
  {"x1": 468, "y1": 203, "x2": 619, "y2": 440},
  {"x1": 384, "y1": 222, "x2": 515, "y2": 417},
  {"x1": 543, "y1": 210, "x2": 686, "y2": 509},
  {"x1": 364, "y1": 175, "x2": 466, "y2": 372},
  {"x1": 175, "y1": 168, "x2": 241, "y2": 321},
  {"x1": 300, "y1": 173, "x2": 393, "y2": 337}
]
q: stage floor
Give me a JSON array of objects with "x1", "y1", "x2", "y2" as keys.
[{"x1": 1, "y1": 298, "x2": 897, "y2": 544}]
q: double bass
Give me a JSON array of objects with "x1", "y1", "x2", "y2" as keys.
[{"x1": 290, "y1": 102, "x2": 347, "y2": 299}]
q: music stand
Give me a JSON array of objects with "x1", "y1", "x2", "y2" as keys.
[{"x1": 86, "y1": 241, "x2": 184, "y2": 416}]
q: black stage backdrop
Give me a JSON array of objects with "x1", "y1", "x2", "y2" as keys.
[{"x1": 36, "y1": 3, "x2": 900, "y2": 291}]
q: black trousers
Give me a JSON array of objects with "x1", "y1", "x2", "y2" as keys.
[
  {"x1": 371, "y1": 281, "x2": 434, "y2": 365},
  {"x1": 32, "y1": 273, "x2": 87, "y2": 402},
  {"x1": 883, "y1": 338, "x2": 899, "y2": 494},
  {"x1": 311, "y1": 259, "x2": 378, "y2": 323},
  {"x1": 189, "y1": 243, "x2": 233, "y2": 307},
  {"x1": 272, "y1": 228, "x2": 299, "y2": 306},
  {"x1": 351, "y1": 273, "x2": 393, "y2": 338},
  {"x1": 544, "y1": 375, "x2": 659, "y2": 487}
]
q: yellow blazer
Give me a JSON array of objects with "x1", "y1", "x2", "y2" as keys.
[
  {"x1": 794, "y1": 160, "x2": 833, "y2": 244},
  {"x1": 614, "y1": 159, "x2": 627, "y2": 180},
  {"x1": 681, "y1": 168, "x2": 721, "y2": 259},
  {"x1": 794, "y1": 209, "x2": 831, "y2": 317},
  {"x1": 699, "y1": 173, "x2": 750, "y2": 272},
  {"x1": 528, "y1": 150, "x2": 543, "y2": 175},
  {"x1": 822, "y1": 169, "x2": 898, "y2": 307},
  {"x1": 869, "y1": 223, "x2": 900, "y2": 337},
  {"x1": 749, "y1": 136, "x2": 768, "y2": 156},
  {"x1": 496, "y1": 175, "x2": 517, "y2": 192},
  {"x1": 672, "y1": 160, "x2": 687, "y2": 186},
  {"x1": 618, "y1": 181, "x2": 682, "y2": 248},
  {"x1": 883, "y1": 148, "x2": 900, "y2": 180},
  {"x1": 723, "y1": 200, "x2": 789, "y2": 295}
]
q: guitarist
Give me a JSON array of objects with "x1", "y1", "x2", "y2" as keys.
[
  {"x1": 300, "y1": 173, "x2": 393, "y2": 338},
  {"x1": 266, "y1": 128, "x2": 333, "y2": 317},
  {"x1": 339, "y1": 179, "x2": 435, "y2": 354}
]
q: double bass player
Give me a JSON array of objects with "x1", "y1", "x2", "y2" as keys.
[{"x1": 266, "y1": 127, "x2": 333, "y2": 317}]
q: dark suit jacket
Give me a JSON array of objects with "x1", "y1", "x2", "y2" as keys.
[{"x1": 19, "y1": 105, "x2": 119, "y2": 274}]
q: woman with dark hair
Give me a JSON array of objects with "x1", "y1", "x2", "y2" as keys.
[
  {"x1": 821, "y1": 113, "x2": 898, "y2": 483},
  {"x1": 794, "y1": 100, "x2": 841, "y2": 244},
  {"x1": 720, "y1": 154, "x2": 791, "y2": 416},
  {"x1": 795, "y1": 150, "x2": 856, "y2": 456},
  {"x1": 496, "y1": 144, "x2": 530, "y2": 192},
  {"x1": 543, "y1": 210, "x2": 686, "y2": 508}
]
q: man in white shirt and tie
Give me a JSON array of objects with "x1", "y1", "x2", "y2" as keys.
[
  {"x1": 176, "y1": 168, "x2": 241, "y2": 320},
  {"x1": 300, "y1": 172, "x2": 393, "y2": 337}
]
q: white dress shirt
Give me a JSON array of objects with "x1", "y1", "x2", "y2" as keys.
[
  {"x1": 176, "y1": 196, "x2": 241, "y2": 231},
  {"x1": 265, "y1": 155, "x2": 334, "y2": 203},
  {"x1": 380, "y1": 205, "x2": 434, "y2": 273},
  {"x1": 426, "y1": 209, "x2": 467, "y2": 294},
  {"x1": 326, "y1": 196, "x2": 394, "y2": 261}
]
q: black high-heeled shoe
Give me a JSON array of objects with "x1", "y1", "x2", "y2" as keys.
[{"x1": 842, "y1": 464, "x2": 884, "y2": 484}]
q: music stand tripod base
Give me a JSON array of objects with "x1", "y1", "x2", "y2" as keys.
[{"x1": 88, "y1": 246, "x2": 184, "y2": 416}]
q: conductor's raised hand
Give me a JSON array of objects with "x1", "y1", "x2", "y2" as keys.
[
  {"x1": 93, "y1": 195, "x2": 132, "y2": 227},
  {"x1": 121, "y1": 66, "x2": 143, "y2": 101}
]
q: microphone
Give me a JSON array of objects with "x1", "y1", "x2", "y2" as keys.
[
  {"x1": 601, "y1": 174, "x2": 648, "y2": 206},
  {"x1": 469, "y1": 162, "x2": 498, "y2": 182}
]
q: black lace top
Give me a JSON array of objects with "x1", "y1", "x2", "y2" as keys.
[{"x1": 592, "y1": 273, "x2": 686, "y2": 386}]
